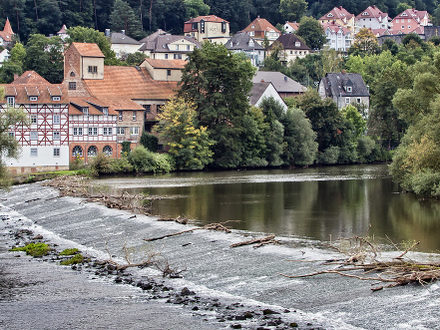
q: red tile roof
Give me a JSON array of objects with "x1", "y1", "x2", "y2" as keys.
[
  {"x1": 12, "y1": 71, "x2": 50, "y2": 85},
  {"x1": 356, "y1": 5, "x2": 388, "y2": 20},
  {"x1": 244, "y1": 17, "x2": 280, "y2": 34},
  {"x1": 285, "y1": 22, "x2": 300, "y2": 31},
  {"x1": 0, "y1": 18, "x2": 14, "y2": 42},
  {"x1": 322, "y1": 22, "x2": 351, "y2": 35},
  {"x1": 70, "y1": 42, "x2": 105, "y2": 57},
  {"x1": 143, "y1": 58, "x2": 186, "y2": 69},
  {"x1": 84, "y1": 66, "x2": 178, "y2": 101},
  {"x1": 184, "y1": 15, "x2": 229, "y2": 24},
  {"x1": 320, "y1": 6, "x2": 354, "y2": 21}
]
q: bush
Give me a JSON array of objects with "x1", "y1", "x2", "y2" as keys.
[
  {"x1": 140, "y1": 132, "x2": 159, "y2": 152},
  {"x1": 128, "y1": 146, "x2": 174, "y2": 174},
  {"x1": 59, "y1": 248, "x2": 80, "y2": 256},
  {"x1": 70, "y1": 156, "x2": 85, "y2": 170},
  {"x1": 121, "y1": 141, "x2": 131, "y2": 154},
  {"x1": 357, "y1": 136, "x2": 376, "y2": 163},
  {"x1": 318, "y1": 146, "x2": 340, "y2": 164},
  {"x1": 60, "y1": 253, "x2": 85, "y2": 265},
  {"x1": 10, "y1": 242, "x2": 50, "y2": 257}
]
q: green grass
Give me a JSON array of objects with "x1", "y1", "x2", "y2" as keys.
[
  {"x1": 10, "y1": 242, "x2": 51, "y2": 257},
  {"x1": 59, "y1": 248, "x2": 80, "y2": 256},
  {"x1": 60, "y1": 253, "x2": 85, "y2": 265}
]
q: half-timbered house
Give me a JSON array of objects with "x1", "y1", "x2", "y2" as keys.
[{"x1": 0, "y1": 71, "x2": 69, "y2": 174}]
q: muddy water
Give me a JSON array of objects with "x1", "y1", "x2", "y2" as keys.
[{"x1": 96, "y1": 165, "x2": 440, "y2": 252}]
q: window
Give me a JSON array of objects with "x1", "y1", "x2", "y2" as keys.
[
  {"x1": 167, "y1": 69, "x2": 171, "y2": 76},
  {"x1": 192, "y1": 22, "x2": 198, "y2": 30},
  {"x1": 408, "y1": 25, "x2": 411, "y2": 29},
  {"x1": 346, "y1": 86, "x2": 352, "y2": 93},
  {"x1": 31, "y1": 115, "x2": 37, "y2": 124},
  {"x1": 130, "y1": 127, "x2": 139, "y2": 135},
  {"x1": 73, "y1": 127, "x2": 83, "y2": 136},
  {"x1": 52, "y1": 96, "x2": 61, "y2": 101},
  {"x1": 7, "y1": 97, "x2": 15, "y2": 107},
  {"x1": 30, "y1": 96, "x2": 38, "y2": 101},
  {"x1": 132, "y1": 111, "x2": 136, "y2": 121},
  {"x1": 88, "y1": 127, "x2": 98, "y2": 136},
  {"x1": 8, "y1": 132, "x2": 14, "y2": 138},
  {"x1": 186, "y1": 45, "x2": 190, "y2": 51},
  {"x1": 156, "y1": 105, "x2": 163, "y2": 113},
  {"x1": 70, "y1": 72, "x2": 75, "y2": 77},
  {"x1": 175, "y1": 45, "x2": 179, "y2": 51},
  {"x1": 173, "y1": 54, "x2": 182, "y2": 59},
  {"x1": 402, "y1": 25, "x2": 405, "y2": 29},
  {"x1": 53, "y1": 148, "x2": 60, "y2": 157},
  {"x1": 68, "y1": 82, "x2": 76, "y2": 90},
  {"x1": 200, "y1": 20, "x2": 205, "y2": 33},
  {"x1": 165, "y1": 54, "x2": 169, "y2": 59},
  {"x1": 118, "y1": 112, "x2": 123, "y2": 121},
  {"x1": 345, "y1": 97, "x2": 350, "y2": 104},
  {"x1": 87, "y1": 146, "x2": 97, "y2": 157},
  {"x1": 30, "y1": 131, "x2": 38, "y2": 141},
  {"x1": 72, "y1": 146, "x2": 83, "y2": 157},
  {"x1": 30, "y1": 148, "x2": 38, "y2": 157},
  {"x1": 53, "y1": 114, "x2": 60, "y2": 124},
  {"x1": 103, "y1": 127, "x2": 113, "y2": 135},
  {"x1": 144, "y1": 105, "x2": 151, "y2": 113},
  {"x1": 83, "y1": 107, "x2": 89, "y2": 115},
  {"x1": 103, "y1": 146, "x2": 112, "y2": 156},
  {"x1": 88, "y1": 66, "x2": 98, "y2": 73},
  {"x1": 103, "y1": 108, "x2": 108, "y2": 116},
  {"x1": 221, "y1": 22, "x2": 227, "y2": 33},
  {"x1": 117, "y1": 127, "x2": 125, "y2": 135},
  {"x1": 53, "y1": 131, "x2": 60, "y2": 140},
  {"x1": 357, "y1": 98, "x2": 361, "y2": 103},
  {"x1": 295, "y1": 41, "x2": 301, "y2": 47}
]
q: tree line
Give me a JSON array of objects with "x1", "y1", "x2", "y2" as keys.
[{"x1": 1, "y1": 0, "x2": 440, "y2": 43}]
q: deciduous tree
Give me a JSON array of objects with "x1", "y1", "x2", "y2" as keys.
[
  {"x1": 296, "y1": 16, "x2": 326, "y2": 50},
  {"x1": 279, "y1": 0, "x2": 307, "y2": 22}
]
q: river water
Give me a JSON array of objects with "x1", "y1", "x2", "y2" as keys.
[{"x1": 95, "y1": 164, "x2": 440, "y2": 252}]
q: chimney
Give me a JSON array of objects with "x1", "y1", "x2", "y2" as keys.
[
  {"x1": 121, "y1": 30, "x2": 125, "y2": 35},
  {"x1": 105, "y1": 29, "x2": 110, "y2": 37}
]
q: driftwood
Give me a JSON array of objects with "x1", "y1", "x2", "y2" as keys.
[
  {"x1": 230, "y1": 235, "x2": 277, "y2": 248},
  {"x1": 282, "y1": 236, "x2": 440, "y2": 290},
  {"x1": 144, "y1": 222, "x2": 233, "y2": 242},
  {"x1": 157, "y1": 216, "x2": 189, "y2": 225}
]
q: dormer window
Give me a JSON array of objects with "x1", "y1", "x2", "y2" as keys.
[
  {"x1": 295, "y1": 41, "x2": 301, "y2": 47},
  {"x1": 362, "y1": 12, "x2": 369, "y2": 16},
  {"x1": 6, "y1": 96, "x2": 15, "y2": 107},
  {"x1": 83, "y1": 107, "x2": 89, "y2": 115},
  {"x1": 103, "y1": 108, "x2": 108, "y2": 116},
  {"x1": 52, "y1": 96, "x2": 61, "y2": 101},
  {"x1": 192, "y1": 22, "x2": 198, "y2": 30},
  {"x1": 346, "y1": 86, "x2": 352, "y2": 93},
  {"x1": 30, "y1": 96, "x2": 38, "y2": 101},
  {"x1": 327, "y1": 13, "x2": 334, "y2": 17},
  {"x1": 401, "y1": 13, "x2": 408, "y2": 17},
  {"x1": 88, "y1": 66, "x2": 98, "y2": 73}
]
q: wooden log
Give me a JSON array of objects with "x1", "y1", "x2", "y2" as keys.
[{"x1": 230, "y1": 235, "x2": 276, "y2": 248}]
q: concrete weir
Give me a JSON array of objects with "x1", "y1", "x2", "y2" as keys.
[{"x1": 1, "y1": 182, "x2": 440, "y2": 329}]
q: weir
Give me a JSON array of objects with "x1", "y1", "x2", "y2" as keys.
[{"x1": 1, "y1": 182, "x2": 440, "y2": 329}]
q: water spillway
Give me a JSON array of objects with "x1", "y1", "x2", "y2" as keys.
[{"x1": 1, "y1": 182, "x2": 440, "y2": 329}]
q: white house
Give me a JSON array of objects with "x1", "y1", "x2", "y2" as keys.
[
  {"x1": 322, "y1": 22, "x2": 353, "y2": 52},
  {"x1": 355, "y1": 5, "x2": 390, "y2": 31},
  {"x1": 0, "y1": 49, "x2": 9, "y2": 67},
  {"x1": 250, "y1": 82, "x2": 288, "y2": 111},
  {"x1": 225, "y1": 32, "x2": 265, "y2": 67},
  {"x1": 109, "y1": 30, "x2": 143, "y2": 58}
]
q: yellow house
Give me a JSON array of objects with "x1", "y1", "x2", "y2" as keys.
[
  {"x1": 184, "y1": 15, "x2": 230, "y2": 44},
  {"x1": 140, "y1": 58, "x2": 186, "y2": 82},
  {"x1": 319, "y1": 6, "x2": 355, "y2": 32}
]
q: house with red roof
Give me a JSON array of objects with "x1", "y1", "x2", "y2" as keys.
[
  {"x1": 184, "y1": 15, "x2": 230, "y2": 44},
  {"x1": 243, "y1": 16, "x2": 280, "y2": 44},
  {"x1": 322, "y1": 22, "x2": 353, "y2": 52},
  {"x1": 0, "y1": 71, "x2": 70, "y2": 174},
  {"x1": 0, "y1": 18, "x2": 14, "y2": 47},
  {"x1": 355, "y1": 6, "x2": 390, "y2": 30},
  {"x1": 390, "y1": 8, "x2": 431, "y2": 35},
  {"x1": 283, "y1": 21, "x2": 300, "y2": 34},
  {"x1": 319, "y1": 6, "x2": 355, "y2": 32}
]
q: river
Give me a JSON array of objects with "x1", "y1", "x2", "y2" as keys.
[{"x1": 95, "y1": 164, "x2": 440, "y2": 252}]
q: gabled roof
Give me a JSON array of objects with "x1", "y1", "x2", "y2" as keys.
[
  {"x1": 270, "y1": 34, "x2": 311, "y2": 51},
  {"x1": 83, "y1": 66, "x2": 177, "y2": 101},
  {"x1": 323, "y1": 22, "x2": 351, "y2": 35},
  {"x1": 320, "y1": 6, "x2": 354, "y2": 21},
  {"x1": 139, "y1": 34, "x2": 200, "y2": 52},
  {"x1": 139, "y1": 29, "x2": 167, "y2": 44},
  {"x1": 0, "y1": 18, "x2": 14, "y2": 42},
  {"x1": 184, "y1": 15, "x2": 229, "y2": 24},
  {"x1": 321, "y1": 73, "x2": 369, "y2": 98},
  {"x1": 285, "y1": 21, "x2": 300, "y2": 31},
  {"x1": 253, "y1": 71, "x2": 307, "y2": 94},
  {"x1": 389, "y1": 25, "x2": 425, "y2": 35},
  {"x1": 243, "y1": 17, "x2": 280, "y2": 34},
  {"x1": 225, "y1": 32, "x2": 264, "y2": 51},
  {"x1": 0, "y1": 71, "x2": 68, "y2": 104},
  {"x1": 392, "y1": 8, "x2": 429, "y2": 24},
  {"x1": 110, "y1": 32, "x2": 141, "y2": 45},
  {"x1": 250, "y1": 82, "x2": 271, "y2": 106},
  {"x1": 356, "y1": 5, "x2": 388, "y2": 20},
  {"x1": 143, "y1": 58, "x2": 186, "y2": 69},
  {"x1": 70, "y1": 42, "x2": 105, "y2": 58},
  {"x1": 57, "y1": 24, "x2": 67, "y2": 35}
]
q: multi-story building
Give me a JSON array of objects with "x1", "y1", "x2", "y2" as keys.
[
  {"x1": 140, "y1": 58, "x2": 186, "y2": 82},
  {"x1": 109, "y1": 30, "x2": 143, "y2": 58},
  {"x1": 139, "y1": 31, "x2": 200, "y2": 60},
  {"x1": 355, "y1": 5, "x2": 390, "y2": 31},
  {"x1": 0, "y1": 18, "x2": 14, "y2": 47},
  {"x1": 184, "y1": 15, "x2": 230, "y2": 44},
  {"x1": 390, "y1": 8, "x2": 431, "y2": 35},
  {"x1": 0, "y1": 71, "x2": 70, "y2": 174},
  {"x1": 322, "y1": 22, "x2": 353, "y2": 52},
  {"x1": 319, "y1": 6, "x2": 355, "y2": 32},
  {"x1": 224, "y1": 32, "x2": 265, "y2": 67},
  {"x1": 269, "y1": 34, "x2": 311, "y2": 63},
  {"x1": 242, "y1": 16, "x2": 280, "y2": 44}
]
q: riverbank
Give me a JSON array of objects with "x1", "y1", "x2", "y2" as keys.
[{"x1": 2, "y1": 182, "x2": 440, "y2": 329}]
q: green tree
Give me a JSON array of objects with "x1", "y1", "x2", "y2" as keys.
[
  {"x1": 184, "y1": 0, "x2": 210, "y2": 20},
  {"x1": 110, "y1": 0, "x2": 144, "y2": 39},
  {"x1": 155, "y1": 97, "x2": 214, "y2": 170},
  {"x1": 24, "y1": 34, "x2": 64, "y2": 83},
  {"x1": 0, "y1": 87, "x2": 28, "y2": 187},
  {"x1": 341, "y1": 105, "x2": 366, "y2": 139},
  {"x1": 282, "y1": 107, "x2": 318, "y2": 166},
  {"x1": 67, "y1": 26, "x2": 120, "y2": 65},
  {"x1": 349, "y1": 28, "x2": 379, "y2": 55},
  {"x1": 0, "y1": 42, "x2": 26, "y2": 83},
  {"x1": 279, "y1": 0, "x2": 307, "y2": 22},
  {"x1": 179, "y1": 43, "x2": 256, "y2": 168},
  {"x1": 123, "y1": 52, "x2": 147, "y2": 65},
  {"x1": 296, "y1": 16, "x2": 326, "y2": 50}
]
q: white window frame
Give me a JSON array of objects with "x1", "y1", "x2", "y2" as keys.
[
  {"x1": 130, "y1": 127, "x2": 139, "y2": 135},
  {"x1": 7, "y1": 97, "x2": 15, "y2": 107},
  {"x1": 30, "y1": 96, "x2": 38, "y2": 101},
  {"x1": 132, "y1": 111, "x2": 136, "y2": 121},
  {"x1": 30, "y1": 131, "x2": 38, "y2": 141},
  {"x1": 31, "y1": 114, "x2": 37, "y2": 124},
  {"x1": 103, "y1": 127, "x2": 113, "y2": 136},
  {"x1": 53, "y1": 131, "x2": 60, "y2": 140},
  {"x1": 30, "y1": 148, "x2": 38, "y2": 157},
  {"x1": 345, "y1": 97, "x2": 350, "y2": 104},
  {"x1": 53, "y1": 148, "x2": 60, "y2": 157},
  {"x1": 52, "y1": 96, "x2": 61, "y2": 101},
  {"x1": 53, "y1": 114, "x2": 60, "y2": 124}
]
